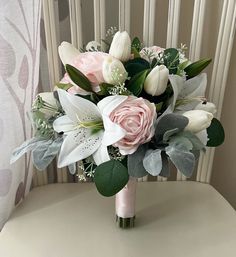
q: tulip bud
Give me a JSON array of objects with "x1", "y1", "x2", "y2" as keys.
[
  {"x1": 102, "y1": 56, "x2": 128, "y2": 85},
  {"x1": 109, "y1": 31, "x2": 131, "y2": 62},
  {"x1": 58, "y1": 42, "x2": 80, "y2": 65},
  {"x1": 183, "y1": 110, "x2": 213, "y2": 133},
  {"x1": 144, "y1": 65, "x2": 169, "y2": 96},
  {"x1": 195, "y1": 101, "x2": 217, "y2": 114},
  {"x1": 34, "y1": 92, "x2": 58, "y2": 117}
]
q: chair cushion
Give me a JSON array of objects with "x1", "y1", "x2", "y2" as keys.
[{"x1": 0, "y1": 181, "x2": 236, "y2": 257}]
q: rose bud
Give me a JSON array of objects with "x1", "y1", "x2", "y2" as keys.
[
  {"x1": 102, "y1": 56, "x2": 128, "y2": 85},
  {"x1": 58, "y1": 42, "x2": 80, "y2": 66},
  {"x1": 109, "y1": 31, "x2": 131, "y2": 62},
  {"x1": 195, "y1": 101, "x2": 217, "y2": 114},
  {"x1": 144, "y1": 65, "x2": 169, "y2": 96},
  {"x1": 183, "y1": 110, "x2": 214, "y2": 133}
]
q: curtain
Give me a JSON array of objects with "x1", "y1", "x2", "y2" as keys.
[{"x1": 0, "y1": 0, "x2": 41, "y2": 229}]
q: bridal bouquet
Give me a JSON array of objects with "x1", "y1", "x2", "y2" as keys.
[{"x1": 12, "y1": 29, "x2": 224, "y2": 228}]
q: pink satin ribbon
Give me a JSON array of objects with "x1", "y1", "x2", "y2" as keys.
[{"x1": 115, "y1": 177, "x2": 137, "y2": 218}]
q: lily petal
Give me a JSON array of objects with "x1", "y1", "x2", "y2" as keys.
[
  {"x1": 57, "y1": 89, "x2": 101, "y2": 122},
  {"x1": 179, "y1": 73, "x2": 207, "y2": 98},
  {"x1": 93, "y1": 144, "x2": 110, "y2": 166},
  {"x1": 57, "y1": 128, "x2": 103, "y2": 168},
  {"x1": 102, "y1": 115, "x2": 126, "y2": 146},
  {"x1": 53, "y1": 115, "x2": 74, "y2": 133},
  {"x1": 97, "y1": 95, "x2": 128, "y2": 116}
]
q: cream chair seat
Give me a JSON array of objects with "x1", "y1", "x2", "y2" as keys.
[{"x1": 0, "y1": 181, "x2": 236, "y2": 257}]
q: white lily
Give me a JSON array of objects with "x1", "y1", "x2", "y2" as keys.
[
  {"x1": 53, "y1": 89, "x2": 126, "y2": 167},
  {"x1": 58, "y1": 41, "x2": 80, "y2": 66}
]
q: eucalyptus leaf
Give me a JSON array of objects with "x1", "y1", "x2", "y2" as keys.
[
  {"x1": 127, "y1": 69, "x2": 149, "y2": 96},
  {"x1": 65, "y1": 64, "x2": 93, "y2": 92},
  {"x1": 207, "y1": 118, "x2": 225, "y2": 147},
  {"x1": 94, "y1": 160, "x2": 129, "y2": 197},
  {"x1": 32, "y1": 137, "x2": 63, "y2": 171},
  {"x1": 10, "y1": 137, "x2": 48, "y2": 164},
  {"x1": 143, "y1": 149, "x2": 162, "y2": 176},
  {"x1": 184, "y1": 58, "x2": 211, "y2": 79},
  {"x1": 124, "y1": 58, "x2": 150, "y2": 77},
  {"x1": 165, "y1": 142, "x2": 195, "y2": 178},
  {"x1": 128, "y1": 144, "x2": 149, "y2": 178},
  {"x1": 163, "y1": 48, "x2": 180, "y2": 74}
]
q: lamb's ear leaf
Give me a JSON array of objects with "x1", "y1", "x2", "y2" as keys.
[{"x1": 143, "y1": 149, "x2": 162, "y2": 176}]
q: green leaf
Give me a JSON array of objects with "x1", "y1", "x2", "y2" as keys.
[
  {"x1": 163, "y1": 48, "x2": 180, "y2": 74},
  {"x1": 131, "y1": 37, "x2": 142, "y2": 51},
  {"x1": 94, "y1": 160, "x2": 129, "y2": 197},
  {"x1": 207, "y1": 118, "x2": 225, "y2": 147},
  {"x1": 97, "y1": 83, "x2": 114, "y2": 96},
  {"x1": 184, "y1": 58, "x2": 211, "y2": 79},
  {"x1": 128, "y1": 144, "x2": 149, "y2": 178},
  {"x1": 127, "y1": 69, "x2": 149, "y2": 96},
  {"x1": 155, "y1": 102, "x2": 163, "y2": 112},
  {"x1": 65, "y1": 64, "x2": 93, "y2": 92},
  {"x1": 131, "y1": 47, "x2": 141, "y2": 58},
  {"x1": 56, "y1": 83, "x2": 73, "y2": 91},
  {"x1": 124, "y1": 58, "x2": 150, "y2": 77}
]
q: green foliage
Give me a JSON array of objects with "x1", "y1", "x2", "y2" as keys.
[
  {"x1": 128, "y1": 144, "x2": 149, "y2": 178},
  {"x1": 207, "y1": 118, "x2": 225, "y2": 147},
  {"x1": 56, "y1": 83, "x2": 73, "y2": 91},
  {"x1": 94, "y1": 160, "x2": 129, "y2": 197},
  {"x1": 97, "y1": 83, "x2": 114, "y2": 96},
  {"x1": 163, "y1": 48, "x2": 180, "y2": 74},
  {"x1": 184, "y1": 58, "x2": 211, "y2": 79},
  {"x1": 131, "y1": 37, "x2": 142, "y2": 51},
  {"x1": 124, "y1": 58, "x2": 150, "y2": 77},
  {"x1": 65, "y1": 64, "x2": 93, "y2": 92},
  {"x1": 131, "y1": 47, "x2": 141, "y2": 58},
  {"x1": 127, "y1": 69, "x2": 149, "y2": 96}
]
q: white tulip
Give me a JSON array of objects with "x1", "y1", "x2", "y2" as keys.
[
  {"x1": 109, "y1": 31, "x2": 131, "y2": 62},
  {"x1": 58, "y1": 41, "x2": 80, "y2": 65},
  {"x1": 102, "y1": 56, "x2": 128, "y2": 85},
  {"x1": 183, "y1": 110, "x2": 213, "y2": 133},
  {"x1": 144, "y1": 65, "x2": 169, "y2": 96},
  {"x1": 195, "y1": 101, "x2": 217, "y2": 114}
]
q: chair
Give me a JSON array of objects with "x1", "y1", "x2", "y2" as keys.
[{"x1": 0, "y1": 0, "x2": 236, "y2": 256}]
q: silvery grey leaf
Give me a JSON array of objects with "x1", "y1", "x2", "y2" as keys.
[
  {"x1": 169, "y1": 136, "x2": 193, "y2": 151},
  {"x1": 32, "y1": 137, "x2": 63, "y2": 171},
  {"x1": 159, "y1": 152, "x2": 170, "y2": 177},
  {"x1": 178, "y1": 131, "x2": 206, "y2": 151},
  {"x1": 128, "y1": 144, "x2": 149, "y2": 178},
  {"x1": 143, "y1": 149, "x2": 162, "y2": 176},
  {"x1": 155, "y1": 113, "x2": 189, "y2": 142},
  {"x1": 10, "y1": 137, "x2": 48, "y2": 164},
  {"x1": 68, "y1": 163, "x2": 76, "y2": 175},
  {"x1": 165, "y1": 142, "x2": 195, "y2": 178},
  {"x1": 163, "y1": 128, "x2": 179, "y2": 142}
]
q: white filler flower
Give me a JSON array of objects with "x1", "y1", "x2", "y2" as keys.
[{"x1": 53, "y1": 89, "x2": 126, "y2": 168}]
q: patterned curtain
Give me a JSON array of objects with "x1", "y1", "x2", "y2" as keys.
[{"x1": 0, "y1": 0, "x2": 41, "y2": 229}]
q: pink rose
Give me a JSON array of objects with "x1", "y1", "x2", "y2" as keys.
[
  {"x1": 61, "y1": 51, "x2": 109, "y2": 95},
  {"x1": 109, "y1": 96, "x2": 157, "y2": 155}
]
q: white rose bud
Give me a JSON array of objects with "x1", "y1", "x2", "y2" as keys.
[
  {"x1": 144, "y1": 65, "x2": 169, "y2": 96},
  {"x1": 102, "y1": 56, "x2": 128, "y2": 85},
  {"x1": 183, "y1": 110, "x2": 213, "y2": 133},
  {"x1": 195, "y1": 102, "x2": 217, "y2": 114},
  {"x1": 109, "y1": 31, "x2": 131, "y2": 62},
  {"x1": 58, "y1": 41, "x2": 80, "y2": 65}
]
